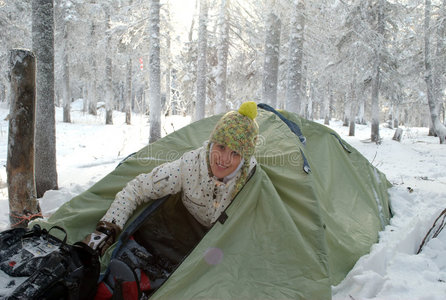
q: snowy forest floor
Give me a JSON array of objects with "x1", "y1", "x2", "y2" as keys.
[{"x1": 0, "y1": 100, "x2": 445, "y2": 299}]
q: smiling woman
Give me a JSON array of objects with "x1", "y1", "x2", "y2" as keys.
[
  {"x1": 80, "y1": 102, "x2": 259, "y2": 297},
  {"x1": 206, "y1": 101, "x2": 259, "y2": 195},
  {"x1": 209, "y1": 143, "x2": 243, "y2": 179}
]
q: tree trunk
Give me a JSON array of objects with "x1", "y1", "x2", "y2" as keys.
[
  {"x1": 215, "y1": 0, "x2": 229, "y2": 115},
  {"x1": 0, "y1": 82, "x2": 5, "y2": 103},
  {"x1": 105, "y1": 13, "x2": 113, "y2": 125},
  {"x1": 424, "y1": 0, "x2": 446, "y2": 143},
  {"x1": 394, "y1": 103, "x2": 400, "y2": 128},
  {"x1": 126, "y1": 57, "x2": 132, "y2": 125},
  {"x1": 195, "y1": 0, "x2": 208, "y2": 121},
  {"x1": 82, "y1": 86, "x2": 88, "y2": 113},
  {"x1": 165, "y1": 20, "x2": 172, "y2": 117},
  {"x1": 149, "y1": 0, "x2": 161, "y2": 142},
  {"x1": 343, "y1": 92, "x2": 350, "y2": 127},
  {"x1": 358, "y1": 98, "x2": 366, "y2": 124},
  {"x1": 7, "y1": 49, "x2": 41, "y2": 228},
  {"x1": 324, "y1": 87, "x2": 332, "y2": 125},
  {"x1": 299, "y1": 65, "x2": 308, "y2": 116},
  {"x1": 371, "y1": 66, "x2": 380, "y2": 142},
  {"x1": 32, "y1": 0, "x2": 58, "y2": 198},
  {"x1": 306, "y1": 85, "x2": 313, "y2": 120},
  {"x1": 321, "y1": 85, "x2": 330, "y2": 124},
  {"x1": 62, "y1": 22, "x2": 71, "y2": 123},
  {"x1": 262, "y1": 1, "x2": 281, "y2": 107},
  {"x1": 370, "y1": 0, "x2": 384, "y2": 143},
  {"x1": 393, "y1": 128, "x2": 403, "y2": 142},
  {"x1": 349, "y1": 83, "x2": 357, "y2": 136},
  {"x1": 286, "y1": 0, "x2": 305, "y2": 114},
  {"x1": 88, "y1": 21, "x2": 97, "y2": 116}
]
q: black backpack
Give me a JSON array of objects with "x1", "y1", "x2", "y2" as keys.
[{"x1": 0, "y1": 224, "x2": 100, "y2": 300}]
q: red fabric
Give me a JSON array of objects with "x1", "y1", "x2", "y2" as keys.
[
  {"x1": 94, "y1": 282, "x2": 113, "y2": 300},
  {"x1": 122, "y1": 281, "x2": 139, "y2": 300},
  {"x1": 139, "y1": 270, "x2": 151, "y2": 291}
]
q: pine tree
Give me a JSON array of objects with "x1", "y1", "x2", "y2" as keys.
[
  {"x1": 149, "y1": 0, "x2": 161, "y2": 142},
  {"x1": 195, "y1": 0, "x2": 209, "y2": 121},
  {"x1": 32, "y1": 0, "x2": 58, "y2": 197}
]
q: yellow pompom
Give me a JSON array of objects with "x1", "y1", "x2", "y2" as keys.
[{"x1": 238, "y1": 101, "x2": 257, "y2": 120}]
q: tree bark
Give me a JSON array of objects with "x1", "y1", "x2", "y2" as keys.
[
  {"x1": 88, "y1": 21, "x2": 98, "y2": 116},
  {"x1": 7, "y1": 49, "x2": 41, "y2": 228},
  {"x1": 349, "y1": 83, "x2": 357, "y2": 136},
  {"x1": 371, "y1": 0, "x2": 384, "y2": 143},
  {"x1": 105, "y1": 12, "x2": 113, "y2": 125},
  {"x1": 195, "y1": 0, "x2": 208, "y2": 121},
  {"x1": 393, "y1": 128, "x2": 403, "y2": 142},
  {"x1": 32, "y1": 0, "x2": 58, "y2": 197},
  {"x1": 262, "y1": 1, "x2": 281, "y2": 107},
  {"x1": 62, "y1": 21, "x2": 71, "y2": 123},
  {"x1": 286, "y1": 0, "x2": 305, "y2": 114},
  {"x1": 126, "y1": 57, "x2": 132, "y2": 125},
  {"x1": 165, "y1": 18, "x2": 172, "y2": 117},
  {"x1": 215, "y1": 0, "x2": 229, "y2": 114},
  {"x1": 149, "y1": 0, "x2": 161, "y2": 142},
  {"x1": 424, "y1": 0, "x2": 446, "y2": 143},
  {"x1": 324, "y1": 86, "x2": 332, "y2": 125}
]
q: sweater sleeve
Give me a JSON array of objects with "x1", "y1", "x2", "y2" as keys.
[{"x1": 100, "y1": 158, "x2": 183, "y2": 229}]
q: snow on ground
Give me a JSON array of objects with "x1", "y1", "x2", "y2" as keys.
[
  {"x1": 0, "y1": 101, "x2": 445, "y2": 299},
  {"x1": 330, "y1": 122, "x2": 446, "y2": 299}
]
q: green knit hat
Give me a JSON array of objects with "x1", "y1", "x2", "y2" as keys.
[{"x1": 209, "y1": 101, "x2": 259, "y2": 159}]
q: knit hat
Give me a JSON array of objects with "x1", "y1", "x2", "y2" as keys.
[
  {"x1": 209, "y1": 101, "x2": 259, "y2": 159},
  {"x1": 207, "y1": 101, "x2": 259, "y2": 199}
]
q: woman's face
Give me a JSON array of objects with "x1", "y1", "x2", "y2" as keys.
[{"x1": 210, "y1": 143, "x2": 242, "y2": 179}]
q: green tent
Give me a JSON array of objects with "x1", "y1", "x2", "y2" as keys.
[{"x1": 32, "y1": 106, "x2": 391, "y2": 299}]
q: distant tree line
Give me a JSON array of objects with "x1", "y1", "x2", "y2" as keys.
[{"x1": 1, "y1": 0, "x2": 445, "y2": 144}]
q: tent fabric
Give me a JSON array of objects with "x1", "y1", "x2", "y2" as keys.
[{"x1": 31, "y1": 106, "x2": 391, "y2": 299}]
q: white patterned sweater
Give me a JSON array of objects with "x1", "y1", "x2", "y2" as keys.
[{"x1": 101, "y1": 142, "x2": 257, "y2": 229}]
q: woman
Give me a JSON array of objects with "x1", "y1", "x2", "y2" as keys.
[{"x1": 83, "y1": 101, "x2": 259, "y2": 256}]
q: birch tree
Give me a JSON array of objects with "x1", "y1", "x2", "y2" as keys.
[
  {"x1": 195, "y1": 0, "x2": 208, "y2": 121},
  {"x1": 32, "y1": 0, "x2": 58, "y2": 197},
  {"x1": 285, "y1": 0, "x2": 305, "y2": 114},
  {"x1": 149, "y1": 0, "x2": 161, "y2": 142},
  {"x1": 424, "y1": 0, "x2": 446, "y2": 143},
  {"x1": 262, "y1": 0, "x2": 281, "y2": 107}
]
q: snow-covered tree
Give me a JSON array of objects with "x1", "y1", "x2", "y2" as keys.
[
  {"x1": 215, "y1": 0, "x2": 229, "y2": 114},
  {"x1": 126, "y1": 57, "x2": 132, "y2": 125},
  {"x1": 7, "y1": 49, "x2": 41, "y2": 228},
  {"x1": 285, "y1": 0, "x2": 305, "y2": 115},
  {"x1": 424, "y1": 0, "x2": 446, "y2": 143},
  {"x1": 195, "y1": 0, "x2": 209, "y2": 121},
  {"x1": 261, "y1": 0, "x2": 281, "y2": 107},
  {"x1": 32, "y1": 0, "x2": 58, "y2": 197},
  {"x1": 149, "y1": 0, "x2": 161, "y2": 142},
  {"x1": 105, "y1": 9, "x2": 114, "y2": 125},
  {"x1": 0, "y1": 2, "x2": 31, "y2": 104},
  {"x1": 60, "y1": 2, "x2": 72, "y2": 123}
]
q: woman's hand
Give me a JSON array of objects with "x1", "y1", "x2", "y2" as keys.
[{"x1": 82, "y1": 221, "x2": 121, "y2": 256}]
